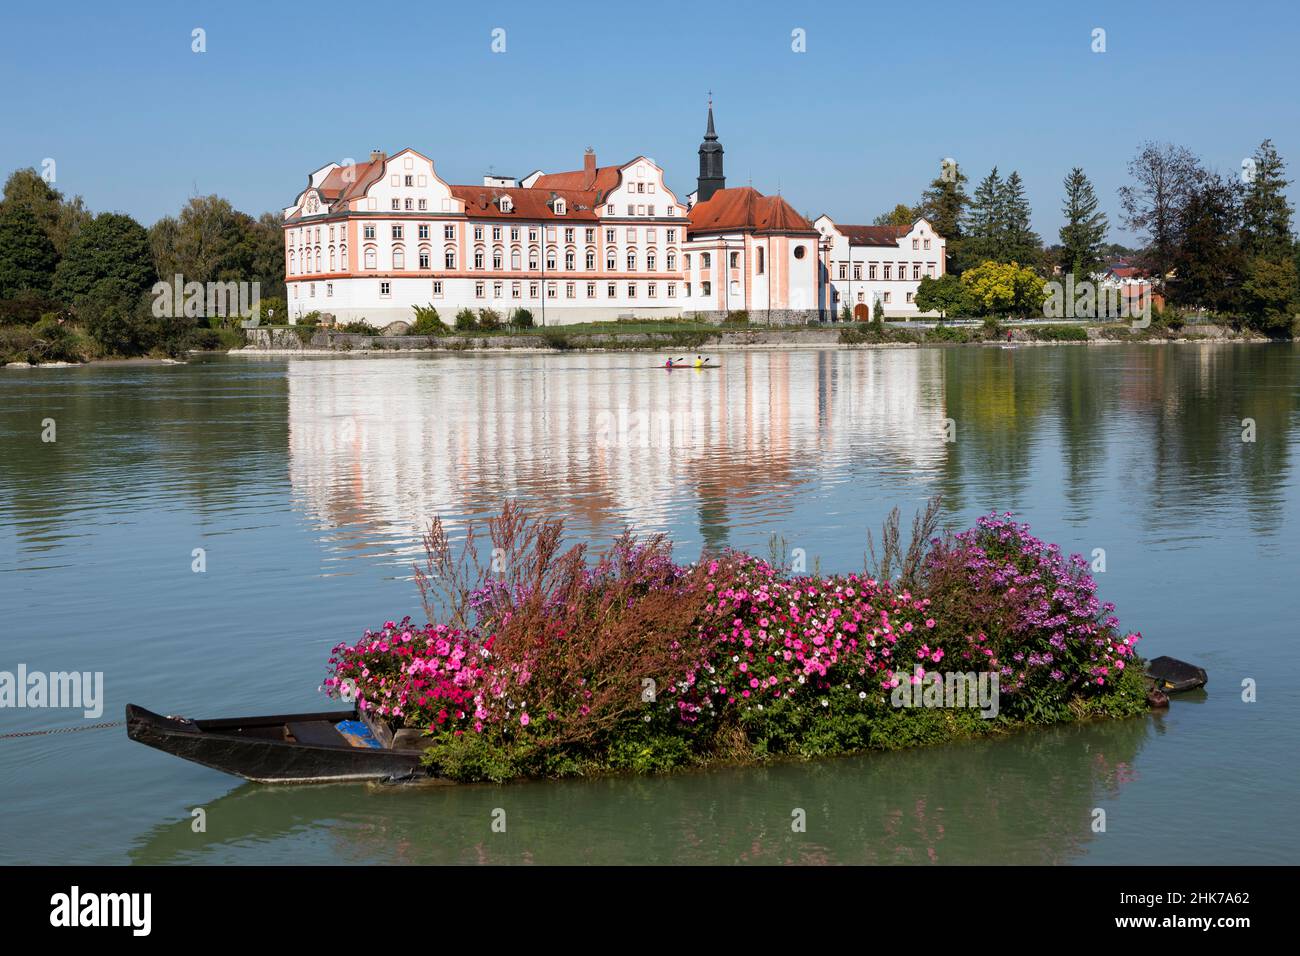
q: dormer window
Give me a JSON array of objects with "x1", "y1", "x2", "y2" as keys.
[
  {"x1": 499, "y1": 195, "x2": 513, "y2": 213},
  {"x1": 553, "y1": 198, "x2": 566, "y2": 216}
]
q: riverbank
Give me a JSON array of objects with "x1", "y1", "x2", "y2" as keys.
[{"x1": 232, "y1": 321, "x2": 1278, "y2": 357}]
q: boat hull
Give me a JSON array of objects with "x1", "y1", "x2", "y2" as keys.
[{"x1": 126, "y1": 704, "x2": 429, "y2": 784}]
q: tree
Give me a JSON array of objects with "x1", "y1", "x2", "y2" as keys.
[
  {"x1": 1242, "y1": 256, "x2": 1297, "y2": 332},
  {"x1": 0, "y1": 204, "x2": 58, "y2": 298},
  {"x1": 0, "y1": 168, "x2": 91, "y2": 256},
  {"x1": 916, "y1": 164, "x2": 969, "y2": 273},
  {"x1": 1242, "y1": 139, "x2": 1294, "y2": 257},
  {"x1": 1118, "y1": 141, "x2": 1200, "y2": 284},
  {"x1": 999, "y1": 171, "x2": 1041, "y2": 267},
  {"x1": 960, "y1": 260, "x2": 1047, "y2": 317},
  {"x1": 52, "y1": 212, "x2": 155, "y2": 304},
  {"x1": 77, "y1": 278, "x2": 154, "y2": 355},
  {"x1": 150, "y1": 195, "x2": 256, "y2": 286},
  {"x1": 873, "y1": 203, "x2": 917, "y2": 227},
  {"x1": 1168, "y1": 169, "x2": 1246, "y2": 314},
  {"x1": 914, "y1": 273, "x2": 968, "y2": 318},
  {"x1": 961, "y1": 167, "x2": 1004, "y2": 268},
  {"x1": 1059, "y1": 168, "x2": 1108, "y2": 279}
]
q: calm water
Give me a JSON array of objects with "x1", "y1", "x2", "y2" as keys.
[{"x1": 1, "y1": 345, "x2": 1297, "y2": 865}]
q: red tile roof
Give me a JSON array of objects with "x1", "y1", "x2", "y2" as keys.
[
  {"x1": 449, "y1": 185, "x2": 599, "y2": 221},
  {"x1": 838, "y1": 224, "x2": 909, "y2": 247},
  {"x1": 530, "y1": 165, "x2": 623, "y2": 201},
  {"x1": 687, "y1": 187, "x2": 816, "y2": 235}
]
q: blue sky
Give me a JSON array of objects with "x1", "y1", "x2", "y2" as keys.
[{"x1": 2, "y1": 0, "x2": 1297, "y2": 243}]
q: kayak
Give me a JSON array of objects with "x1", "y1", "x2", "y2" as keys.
[{"x1": 656, "y1": 364, "x2": 719, "y2": 369}]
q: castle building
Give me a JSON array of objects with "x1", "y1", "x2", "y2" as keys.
[
  {"x1": 281, "y1": 106, "x2": 939, "y2": 328},
  {"x1": 815, "y1": 216, "x2": 947, "y2": 319}
]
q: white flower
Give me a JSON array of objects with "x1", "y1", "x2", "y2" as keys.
[
  {"x1": 858, "y1": 691, "x2": 867, "y2": 699},
  {"x1": 820, "y1": 699, "x2": 828, "y2": 707}
]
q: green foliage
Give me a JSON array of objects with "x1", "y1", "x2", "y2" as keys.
[
  {"x1": 1027, "y1": 324, "x2": 1088, "y2": 341},
  {"x1": 960, "y1": 260, "x2": 1047, "y2": 317},
  {"x1": 509, "y1": 307, "x2": 534, "y2": 329},
  {"x1": 873, "y1": 203, "x2": 917, "y2": 227},
  {"x1": 411, "y1": 303, "x2": 446, "y2": 335},
  {"x1": 27, "y1": 315, "x2": 82, "y2": 362},
  {"x1": 76, "y1": 278, "x2": 155, "y2": 355},
  {"x1": 1059, "y1": 167, "x2": 1108, "y2": 279},
  {"x1": 1, "y1": 167, "x2": 92, "y2": 256},
  {"x1": 339, "y1": 321, "x2": 373, "y2": 334},
  {"x1": 51, "y1": 212, "x2": 155, "y2": 304},
  {"x1": 255, "y1": 296, "x2": 287, "y2": 325},
  {"x1": 454, "y1": 307, "x2": 478, "y2": 331},
  {"x1": 477, "y1": 307, "x2": 502, "y2": 331},
  {"x1": 914, "y1": 273, "x2": 969, "y2": 317},
  {"x1": 0, "y1": 203, "x2": 58, "y2": 297},
  {"x1": 0, "y1": 290, "x2": 63, "y2": 326},
  {"x1": 722, "y1": 310, "x2": 750, "y2": 326}
]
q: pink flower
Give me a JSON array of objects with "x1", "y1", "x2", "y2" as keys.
[{"x1": 519, "y1": 712, "x2": 530, "y2": 726}]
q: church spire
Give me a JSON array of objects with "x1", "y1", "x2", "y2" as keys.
[{"x1": 697, "y1": 94, "x2": 725, "y2": 203}]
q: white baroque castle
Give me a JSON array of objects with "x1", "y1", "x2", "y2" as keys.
[{"x1": 282, "y1": 106, "x2": 946, "y2": 328}]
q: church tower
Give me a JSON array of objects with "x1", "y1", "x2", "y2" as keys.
[{"x1": 696, "y1": 98, "x2": 725, "y2": 203}]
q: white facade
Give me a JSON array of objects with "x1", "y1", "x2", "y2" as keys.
[{"x1": 814, "y1": 216, "x2": 947, "y2": 319}]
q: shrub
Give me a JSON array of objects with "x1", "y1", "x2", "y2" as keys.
[
  {"x1": 454, "y1": 308, "x2": 478, "y2": 332},
  {"x1": 411, "y1": 303, "x2": 446, "y2": 335},
  {"x1": 340, "y1": 321, "x2": 373, "y2": 334},
  {"x1": 510, "y1": 308, "x2": 535, "y2": 329},
  {"x1": 1027, "y1": 324, "x2": 1088, "y2": 341},
  {"x1": 183, "y1": 327, "x2": 222, "y2": 351},
  {"x1": 722, "y1": 310, "x2": 749, "y2": 326},
  {"x1": 477, "y1": 308, "x2": 502, "y2": 331}
]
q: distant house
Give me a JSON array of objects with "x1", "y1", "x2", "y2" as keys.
[{"x1": 814, "y1": 217, "x2": 946, "y2": 319}]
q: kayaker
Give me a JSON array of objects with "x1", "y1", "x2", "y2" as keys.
[
  {"x1": 693, "y1": 355, "x2": 704, "y2": 368},
  {"x1": 665, "y1": 357, "x2": 675, "y2": 368}
]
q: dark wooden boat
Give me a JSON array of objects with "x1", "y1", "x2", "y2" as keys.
[
  {"x1": 125, "y1": 703, "x2": 435, "y2": 784},
  {"x1": 1142, "y1": 656, "x2": 1208, "y2": 693}
]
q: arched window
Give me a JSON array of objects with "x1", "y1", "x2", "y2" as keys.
[
  {"x1": 289, "y1": 250, "x2": 296, "y2": 274},
  {"x1": 666, "y1": 252, "x2": 676, "y2": 271},
  {"x1": 606, "y1": 249, "x2": 617, "y2": 271},
  {"x1": 340, "y1": 244, "x2": 348, "y2": 270},
  {"x1": 528, "y1": 247, "x2": 540, "y2": 270},
  {"x1": 564, "y1": 250, "x2": 575, "y2": 271},
  {"x1": 493, "y1": 247, "x2": 503, "y2": 270},
  {"x1": 626, "y1": 251, "x2": 636, "y2": 271},
  {"x1": 646, "y1": 252, "x2": 656, "y2": 271},
  {"x1": 444, "y1": 248, "x2": 457, "y2": 270},
  {"x1": 419, "y1": 248, "x2": 430, "y2": 270},
  {"x1": 511, "y1": 249, "x2": 521, "y2": 270},
  {"x1": 757, "y1": 247, "x2": 765, "y2": 274},
  {"x1": 393, "y1": 247, "x2": 405, "y2": 270},
  {"x1": 329, "y1": 248, "x2": 336, "y2": 271},
  {"x1": 364, "y1": 247, "x2": 377, "y2": 270},
  {"x1": 546, "y1": 247, "x2": 557, "y2": 270}
]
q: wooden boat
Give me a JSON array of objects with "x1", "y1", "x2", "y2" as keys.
[
  {"x1": 1142, "y1": 656, "x2": 1208, "y2": 693},
  {"x1": 125, "y1": 703, "x2": 436, "y2": 784}
]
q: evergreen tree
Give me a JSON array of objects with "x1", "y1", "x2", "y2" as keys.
[
  {"x1": 961, "y1": 167, "x2": 1003, "y2": 268},
  {"x1": 0, "y1": 168, "x2": 91, "y2": 256},
  {"x1": 1242, "y1": 139, "x2": 1294, "y2": 256},
  {"x1": 1059, "y1": 167, "x2": 1109, "y2": 278},
  {"x1": 999, "y1": 171, "x2": 1041, "y2": 267},
  {"x1": 1169, "y1": 169, "x2": 1246, "y2": 314}
]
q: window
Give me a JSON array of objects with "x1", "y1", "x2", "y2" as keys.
[
  {"x1": 647, "y1": 253, "x2": 656, "y2": 271},
  {"x1": 445, "y1": 251, "x2": 456, "y2": 269},
  {"x1": 626, "y1": 205, "x2": 634, "y2": 215},
  {"x1": 418, "y1": 225, "x2": 430, "y2": 239},
  {"x1": 648, "y1": 282, "x2": 656, "y2": 298},
  {"x1": 883, "y1": 264, "x2": 892, "y2": 280},
  {"x1": 393, "y1": 248, "x2": 405, "y2": 269},
  {"x1": 529, "y1": 252, "x2": 539, "y2": 270},
  {"x1": 391, "y1": 199, "x2": 400, "y2": 211},
  {"x1": 475, "y1": 282, "x2": 485, "y2": 298},
  {"x1": 492, "y1": 227, "x2": 501, "y2": 241},
  {"x1": 511, "y1": 250, "x2": 521, "y2": 270},
  {"x1": 364, "y1": 224, "x2": 376, "y2": 239},
  {"x1": 606, "y1": 205, "x2": 615, "y2": 215},
  {"x1": 924, "y1": 239, "x2": 932, "y2": 250},
  {"x1": 853, "y1": 264, "x2": 862, "y2": 280},
  {"x1": 364, "y1": 248, "x2": 377, "y2": 269},
  {"x1": 586, "y1": 282, "x2": 595, "y2": 297},
  {"x1": 684, "y1": 253, "x2": 691, "y2": 269},
  {"x1": 607, "y1": 283, "x2": 616, "y2": 297},
  {"x1": 667, "y1": 229, "x2": 676, "y2": 243},
  {"x1": 310, "y1": 283, "x2": 315, "y2": 297},
  {"x1": 547, "y1": 282, "x2": 557, "y2": 298},
  {"x1": 701, "y1": 281, "x2": 711, "y2": 295},
  {"x1": 565, "y1": 252, "x2": 575, "y2": 271},
  {"x1": 392, "y1": 225, "x2": 403, "y2": 239},
  {"x1": 444, "y1": 225, "x2": 455, "y2": 239},
  {"x1": 906, "y1": 292, "x2": 914, "y2": 303},
  {"x1": 404, "y1": 175, "x2": 414, "y2": 187},
  {"x1": 627, "y1": 252, "x2": 636, "y2": 271},
  {"x1": 927, "y1": 263, "x2": 936, "y2": 277},
  {"x1": 380, "y1": 281, "x2": 391, "y2": 296},
  {"x1": 793, "y1": 245, "x2": 806, "y2": 259},
  {"x1": 883, "y1": 292, "x2": 891, "y2": 303},
  {"x1": 839, "y1": 264, "x2": 847, "y2": 280},
  {"x1": 636, "y1": 182, "x2": 645, "y2": 193},
  {"x1": 474, "y1": 251, "x2": 484, "y2": 269},
  {"x1": 913, "y1": 264, "x2": 921, "y2": 280},
  {"x1": 606, "y1": 251, "x2": 617, "y2": 271},
  {"x1": 418, "y1": 251, "x2": 429, "y2": 269},
  {"x1": 327, "y1": 282, "x2": 333, "y2": 297},
  {"x1": 564, "y1": 228, "x2": 574, "y2": 243},
  {"x1": 666, "y1": 253, "x2": 676, "y2": 270},
  {"x1": 566, "y1": 282, "x2": 575, "y2": 298},
  {"x1": 605, "y1": 229, "x2": 615, "y2": 243},
  {"x1": 404, "y1": 198, "x2": 413, "y2": 211},
  {"x1": 729, "y1": 252, "x2": 739, "y2": 269},
  {"x1": 433, "y1": 280, "x2": 443, "y2": 296},
  {"x1": 685, "y1": 282, "x2": 691, "y2": 297},
  {"x1": 329, "y1": 249, "x2": 336, "y2": 270},
  {"x1": 626, "y1": 227, "x2": 637, "y2": 242},
  {"x1": 553, "y1": 199, "x2": 566, "y2": 215},
  {"x1": 701, "y1": 253, "x2": 711, "y2": 268},
  {"x1": 667, "y1": 284, "x2": 676, "y2": 297},
  {"x1": 493, "y1": 250, "x2": 503, "y2": 269},
  {"x1": 529, "y1": 283, "x2": 538, "y2": 297},
  {"x1": 757, "y1": 247, "x2": 765, "y2": 275},
  {"x1": 869, "y1": 263, "x2": 877, "y2": 280},
  {"x1": 474, "y1": 226, "x2": 484, "y2": 240},
  {"x1": 511, "y1": 227, "x2": 520, "y2": 241},
  {"x1": 912, "y1": 238, "x2": 919, "y2": 249},
  {"x1": 512, "y1": 282, "x2": 521, "y2": 299},
  {"x1": 647, "y1": 206, "x2": 655, "y2": 216},
  {"x1": 585, "y1": 228, "x2": 595, "y2": 242},
  {"x1": 499, "y1": 196, "x2": 512, "y2": 212},
  {"x1": 546, "y1": 249, "x2": 557, "y2": 270},
  {"x1": 529, "y1": 228, "x2": 538, "y2": 242},
  {"x1": 418, "y1": 199, "x2": 427, "y2": 211},
  {"x1": 493, "y1": 282, "x2": 502, "y2": 298},
  {"x1": 627, "y1": 282, "x2": 636, "y2": 298},
  {"x1": 586, "y1": 251, "x2": 595, "y2": 270},
  {"x1": 341, "y1": 245, "x2": 347, "y2": 269}
]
